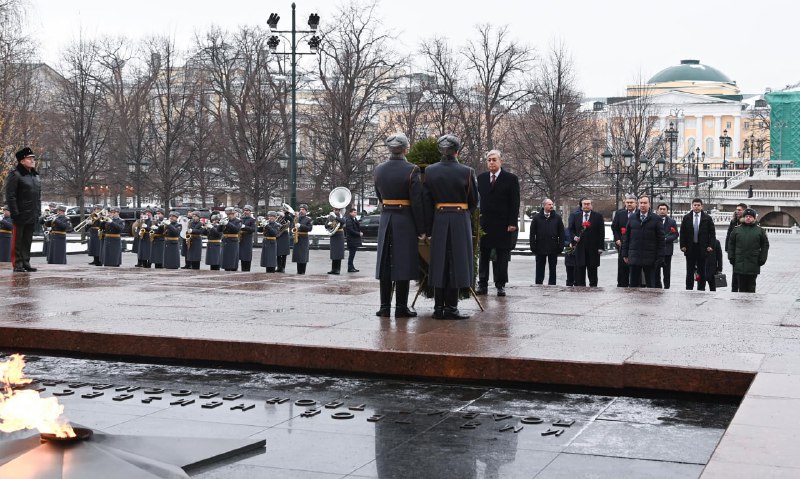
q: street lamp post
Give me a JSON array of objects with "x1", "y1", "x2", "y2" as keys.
[
  {"x1": 746, "y1": 133, "x2": 755, "y2": 177},
  {"x1": 719, "y1": 128, "x2": 731, "y2": 169},
  {"x1": 665, "y1": 121, "x2": 678, "y2": 175},
  {"x1": 602, "y1": 147, "x2": 634, "y2": 208},
  {"x1": 267, "y1": 4, "x2": 321, "y2": 210}
]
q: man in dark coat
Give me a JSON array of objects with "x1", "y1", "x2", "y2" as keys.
[
  {"x1": 476, "y1": 150, "x2": 519, "y2": 296},
  {"x1": 136, "y1": 209, "x2": 153, "y2": 268},
  {"x1": 654, "y1": 203, "x2": 679, "y2": 289},
  {"x1": 530, "y1": 198, "x2": 564, "y2": 286},
  {"x1": 87, "y1": 204, "x2": 104, "y2": 266},
  {"x1": 163, "y1": 211, "x2": 182, "y2": 269},
  {"x1": 679, "y1": 198, "x2": 717, "y2": 291},
  {"x1": 221, "y1": 207, "x2": 242, "y2": 271},
  {"x1": 568, "y1": 198, "x2": 604, "y2": 287},
  {"x1": 238, "y1": 205, "x2": 256, "y2": 271},
  {"x1": 185, "y1": 211, "x2": 203, "y2": 269},
  {"x1": 260, "y1": 211, "x2": 279, "y2": 272},
  {"x1": 327, "y1": 210, "x2": 346, "y2": 275},
  {"x1": 728, "y1": 208, "x2": 769, "y2": 293},
  {"x1": 45, "y1": 205, "x2": 73, "y2": 265},
  {"x1": 149, "y1": 209, "x2": 166, "y2": 268},
  {"x1": 725, "y1": 203, "x2": 747, "y2": 292},
  {"x1": 422, "y1": 134, "x2": 479, "y2": 319},
  {"x1": 611, "y1": 194, "x2": 637, "y2": 287},
  {"x1": 374, "y1": 133, "x2": 425, "y2": 317},
  {"x1": 101, "y1": 207, "x2": 125, "y2": 267},
  {"x1": 621, "y1": 195, "x2": 664, "y2": 288},
  {"x1": 0, "y1": 205, "x2": 13, "y2": 263},
  {"x1": 205, "y1": 214, "x2": 223, "y2": 270},
  {"x1": 4, "y1": 147, "x2": 42, "y2": 272},
  {"x1": 180, "y1": 207, "x2": 195, "y2": 269},
  {"x1": 276, "y1": 208, "x2": 293, "y2": 273},
  {"x1": 291, "y1": 205, "x2": 313, "y2": 274},
  {"x1": 345, "y1": 208, "x2": 363, "y2": 272}
]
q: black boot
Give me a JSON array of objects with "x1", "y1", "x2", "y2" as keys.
[
  {"x1": 376, "y1": 280, "x2": 392, "y2": 317},
  {"x1": 277, "y1": 256, "x2": 286, "y2": 273},
  {"x1": 241, "y1": 261, "x2": 251, "y2": 272},
  {"x1": 328, "y1": 260, "x2": 341, "y2": 275},
  {"x1": 211, "y1": 265, "x2": 220, "y2": 271},
  {"x1": 394, "y1": 280, "x2": 417, "y2": 317},
  {"x1": 297, "y1": 263, "x2": 306, "y2": 275},
  {"x1": 266, "y1": 267, "x2": 276, "y2": 273},
  {"x1": 443, "y1": 288, "x2": 469, "y2": 319},
  {"x1": 432, "y1": 288, "x2": 445, "y2": 319}
]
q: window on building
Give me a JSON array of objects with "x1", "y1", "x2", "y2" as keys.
[
  {"x1": 726, "y1": 121, "x2": 731, "y2": 129},
  {"x1": 687, "y1": 137, "x2": 696, "y2": 152},
  {"x1": 705, "y1": 138, "x2": 714, "y2": 157},
  {"x1": 744, "y1": 122, "x2": 750, "y2": 130},
  {"x1": 755, "y1": 99, "x2": 767, "y2": 108}
]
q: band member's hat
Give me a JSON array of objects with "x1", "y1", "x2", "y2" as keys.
[
  {"x1": 169, "y1": 211, "x2": 179, "y2": 218},
  {"x1": 224, "y1": 207, "x2": 235, "y2": 214},
  {"x1": 744, "y1": 208, "x2": 758, "y2": 218},
  {"x1": 437, "y1": 134, "x2": 461, "y2": 154},
  {"x1": 299, "y1": 204, "x2": 309, "y2": 210},
  {"x1": 109, "y1": 206, "x2": 120, "y2": 212},
  {"x1": 267, "y1": 211, "x2": 278, "y2": 217},
  {"x1": 93, "y1": 204, "x2": 103, "y2": 209},
  {"x1": 385, "y1": 133, "x2": 409, "y2": 150},
  {"x1": 243, "y1": 205, "x2": 253, "y2": 211},
  {"x1": 57, "y1": 205, "x2": 67, "y2": 212},
  {"x1": 15, "y1": 147, "x2": 34, "y2": 161},
  {"x1": 48, "y1": 202, "x2": 57, "y2": 208}
]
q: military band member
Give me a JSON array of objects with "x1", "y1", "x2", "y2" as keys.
[
  {"x1": 0, "y1": 206, "x2": 13, "y2": 262},
  {"x1": 423, "y1": 134, "x2": 479, "y2": 320},
  {"x1": 101, "y1": 206, "x2": 125, "y2": 267},
  {"x1": 373, "y1": 133, "x2": 425, "y2": 317},
  {"x1": 45, "y1": 205, "x2": 73, "y2": 264},
  {"x1": 150, "y1": 209, "x2": 166, "y2": 268},
  {"x1": 131, "y1": 213, "x2": 143, "y2": 257},
  {"x1": 41, "y1": 202, "x2": 57, "y2": 258},
  {"x1": 260, "y1": 211, "x2": 279, "y2": 273},
  {"x1": 291, "y1": 205, "x2": 313, "y2": 274},
  {"x1": 181, "y1": 207, "x2": 196, "y2": 269},
  {"x1": 136, "y1": 209, "x2": 153, "y2": 268},
  {"x1": 327, "y1": 211, "x2": 346, "y2": 275},
  {"x1": 205, "y1": 214, "x2": 223, "y2": 270},
  {"x1": 276, "y1": 209, "x2": 293, "y2": 273},
  {"x1": 87, "y1": 204, "x2": 104, "y2": 266},
  {"x1": 185, "y1": 211, "x2": 203, "y2": 269},
  {"x1": 238, "y1": 205, "x2": 256, "y2": 272},
  {"x1": 221, "y1": 207, "x2": 242, "y2": 271},
  {"x1": 163, "y1": 212, "x2": 182, "y2": 269}
]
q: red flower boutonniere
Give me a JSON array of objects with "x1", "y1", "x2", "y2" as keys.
[
  {"x1": 582, "y1": 221, "x2": 590, "y2": 229},
  {"x1": 670, "y1": 226, "x2": 677, "y2": 234},
  {"x1": 620, "y1": 227, "x2": 626, "y2": 235}
]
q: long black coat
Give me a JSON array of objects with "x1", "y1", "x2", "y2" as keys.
[
  {"x1": 277, "y1": 213, "x2": 292, "y2": 256},
  {"x1": 530, "y1": 211, "x2": 564, "y2": 255},
  {"x1": 46, "y1": 215, "x2": 73, "y2": 264},
  {"x1": 137, "y1": 218, "x2": 153, "y2": 263},
  {"x1": 659, "y1": 216, "x2": 679, "y2": 256},
  {"x1": 0, "y1": 215, "x2": 12, "y2": 262},
  {"x1": 291, "y1": 215, "x2": 313, "y2": 264},
  {"x1": 329, "y1": 216, "x2": 345, "y2": 260},
  {"x1": 422, "y1": 158, "x2": 479, "y2": 288},
  {"x1": 163, "y1": 222, "x2": 182, "y2": 269},
  {"x1": 568, "y1": 210, "x2": 605, "y2": 268},
  {"x1": 4, "y1": 163, "x2": 41, "y2": 225},
  {"x1": 621, "y1": 211, "x2": 665, "y2": 266},
  {"x1": 239, "y1": 216, "x2": 256, "y2": 262},
  {"x1": 345, "y1": 216, "x2": 362, "y2": 249},
  {"x1": 679, "y1": 211, "x2": 716, "y2": 255},
  {"x1": 102, "y1": 217, "x2": 125, "y2": 267},
  {"x1": 260, "y1": 221, "x2": 279, "y2": 268},
  {"x1": 374, "y1": 154, "x2": 425, "y2": 281},
  {"x1": 205, "y1": 224, "x2": 223, "y2": 266},
  {"x1": 221, "y1": 218, "x2": 241, "y2": 270},
  {"x1": 611, "y1": 207, "x2": 635, "y2": 245},
  {"x1": 477, "y1": 169, "x2": 520, "y2": 250}
]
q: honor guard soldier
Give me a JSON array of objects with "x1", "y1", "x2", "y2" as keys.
[
  {"x1": 423, "y1": 134, "x2": 479, "y2": 320},
  {"x1": 221, "y1": 207, "x2": 242, "y2": 271},
  {"x1": 260, "y1": 211, "x2": 279, "y2": 272},
  {"x1": 291, "y1": 204, "x2": 313, "y2": 274},
  {"x1": 101, "y1": 207, "x2": 125, "y2": 267},
  {"x1": 327, "y1": 210, "x2": 346, "y2": 275},
  {"x1": 41, "y1": 202, "x2": 57, "y2": 258},
  {"x1": 150, "y1": 209, "x2": 166, "y2": 268},
  {"x1": 131, "y1": 212, "x2": 143, "y2": 257},
  {"x1": 239, "y1": 205, "x2": 256, "y2": 271},
  {"x1": 0, "y1": 206, "x2": 13, "y2": 262},
  {"x1": 180, "y1": 207, "x2": 195, "y2": 268},
  {"x1": 205, "y1": 214, "x2": 223, "y2": 270},
  {"x1": 46, "y1": 205, "x2": 73, "y2": 264},
  {"x1": 185, "y1": 211, "x2": 204, "y2": 269},
  {"x1": 373, "y1": 133, "x2": 425, "y2": 317},
  {"x1": 276, "y1": 208, "x2": 293, "y2": 272},
  {"x1": 163, "y1": 211, "x2": 182, "y2": 269},
  {"x1": 87, "y1": 204, "x2": 104, "y2": 266},
  {"x1": 135, "y1": 209, "x2": 153, "y2": 268}
]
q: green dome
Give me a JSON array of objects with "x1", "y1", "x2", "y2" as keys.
[{"x1": 648, "y1": 60, "x2": 733, "y2": 84}]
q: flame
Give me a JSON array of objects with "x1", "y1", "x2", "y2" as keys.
[{"x1": 1, "y1": 354, "x2": 75, "y2": 438}]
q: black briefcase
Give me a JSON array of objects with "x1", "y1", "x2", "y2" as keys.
[{"x1": 714, "y1": 273, "x2": 727, "y2": 288}]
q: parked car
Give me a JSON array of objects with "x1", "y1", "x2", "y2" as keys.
[
  {"x1": 65, "y1": 207, "x2": 93, "y2": 229},
  {"x1": 359, "y1": 215, "x2": 380, "y2": 242},
  {"x1": 169, "y1": 207, "x2": 212, "y2": 219}
]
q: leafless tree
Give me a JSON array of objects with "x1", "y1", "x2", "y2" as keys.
[
  {"x1": 421, "y1": 25, "x2": 534, "y2": 169},
  {"x1": 311, "y1": 0, "x2": 404, "y2": 200},
  {"x1": 507, "y1": 43, "x2": 598, "y2": 207}
]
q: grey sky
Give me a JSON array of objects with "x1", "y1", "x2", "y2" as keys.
[{"x1": 27, "y1": 0, "x2": 799, "y2": 97}]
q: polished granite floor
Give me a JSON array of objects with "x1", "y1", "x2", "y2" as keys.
[{"x1": 2, "y1": 354, "x2": 739, "y2": 479}]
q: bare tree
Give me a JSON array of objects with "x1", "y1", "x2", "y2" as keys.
[
  {"x1": 507, "y1": 43, "x2": 598, "y2": 207},
  {"x1": 311, "y1": 0, "x2": 403, "y2": 199}
]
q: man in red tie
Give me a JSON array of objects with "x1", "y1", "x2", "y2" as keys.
[{"x1": 476, "y1": 150, "x2": 520, "y2": 297}]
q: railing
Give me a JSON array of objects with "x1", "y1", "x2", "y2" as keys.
[
  {"x1": 671, "y1": 189, "x2": 800, "y2": 201},
  {"x1": 673, "y1": 210, "x2": 734, "y2": 225},
  {"x1": 763, "y1": 226, "x2": 800, "y2": 235}
]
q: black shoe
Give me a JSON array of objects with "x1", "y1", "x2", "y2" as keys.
[
  {"x1": 13, "y1": 267, "x2": 27, "y2": 273},
  {"x1": 433, "y1": 309, "x2": 445, "y2": 319},
  {"x1": 395, "y1": 306, "x2": 417, "y2": 318},
  {"x1": 348, "y1": 268, "x2": 359, "y2": 273},
  {"x1": 327, "y1": 271, "x2": 340, "y2": 275},
  {"x1": 23, "y1": 265, "x2": 37, "y2": 272},
  {"x1": 475, "y1": 286, "x2": 488, "y2": 296},
  {"x1": 134, "y1": 263, "x2": 142, "y2": 267},
  {"x1": 375, "y1": 308, "x2": 391, "y2": 317},
  {"x1": 443, "y1": 308, "x2": 470, "y2": 320},
  {"x1": 496, "y1": 286, "x2": 506, "y2": 297}
]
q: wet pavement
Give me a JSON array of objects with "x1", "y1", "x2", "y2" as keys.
[
  {"x1": 2, "y1": 354, "x2": 739, "y2": 478},
  {"x1": 1, "y1": 236, "x2": 800, "y2": 477}
]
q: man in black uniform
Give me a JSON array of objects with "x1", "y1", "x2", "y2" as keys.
[
  {"x1": 276, "y1": 208, "x2": 293, "y2": 273},
  {"x1": 205, "y1": 214, "x2": 223, "y2": 270},
  {"x1": 422, "y1": 135, "x2": 479, "y2": 320},
  {"x1": 87, "y1": 204, "x2": 104, "y2": 266},
  {"x1": 136, "y1": 209, "x2": 154, "y2": 268},
  {"x1": 0, "y1": 205, "x2": 13, "y2": 263},
  {"x1": 327, "y1": 210, "x2": 346, "y2": 275},
  {"x1": 345, "y1": 208, "x2": 362, "y2": 272},
  {"x1": 291, "y1": 205, "x2": 313, "y2": 274},
  {"x1": 373, "y1": 133, "x2": 425, "y2": 317},
  {"x1": 181, "y1": 207, "x2": 196, "y2": 268},
  {"x1": 101, "y1": 206, "x2": 125, "y2": 267},
  {"x1": 5, "y1": 147, "x2": 42, "y2": 272},
  {"x1": 260, "y1": 211, "x2": 279, "y2": 272},
  {"x1": 185, "y1": 211, "x2": 203, "y2": 269},
  {"x1": 220, "y1": 207, "x2": 242, "y2": 271},
  {"x1": 45, "y1": 205, "x2": 73, "y2": 264},
  {"x1": 239, "y1": 205, "x2": 256, "y2": 271}
]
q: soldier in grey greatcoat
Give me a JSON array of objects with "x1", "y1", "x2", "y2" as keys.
[
  {"x1": 327, "y1": 211, "x2": 346, "y2": 274},
  {"x1": 291, "y1": 205, "x2": 313, "y2": 274},
  {"x1": 221, "y1": 207, "x2": 242, "y2": 271},
  {"x1": 373, "y1": 133, "x2": 425, "y2": 317},
  {"x1": 205, "y1": 214, "x2": 223, "y2": 270},
  {"x1": 185, "y1": 211, "x2": 204, "y2": 269},
  {"x1": 422, "y1": 135, "x2": 478, "y2": 320},
  {"x1": 87, "y1": 204, "x2": 104, "y2": 266},
  {"x1": 0, "y1": 206, "x2": 13, "y2": 262},
  {"x1": 45, "y1": 205, "x2": 72, "y2": 264},
  {"x1": 276, "y1": 209, "x2": 292, "y2": 272},
  {"x1": 150, "y1": 209, "x2": 166, "y2": 268},
  {"x1": 163, "y1": 211, "x2": 182, "y2": 269},
  {"x1": 238, "y1": 205, "x2": 256, "y2": 271},
  {"x1": 101, "y1": 207, "x2": 125, "y2": 267},
  {"x1": 260, "y1": 211, "x2": 279, "y2": 272},
  {"x1": 136, "y1": 209, "x2": 153, "y2": 268}
]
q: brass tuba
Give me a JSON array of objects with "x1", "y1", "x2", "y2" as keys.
[{"x1": 326, "y1": 187, "x2": 351, "y2": 235}]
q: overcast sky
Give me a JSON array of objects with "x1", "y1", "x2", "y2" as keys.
[{"x1": 26, "y1": 0, "x2": 800, "y2": 97}]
